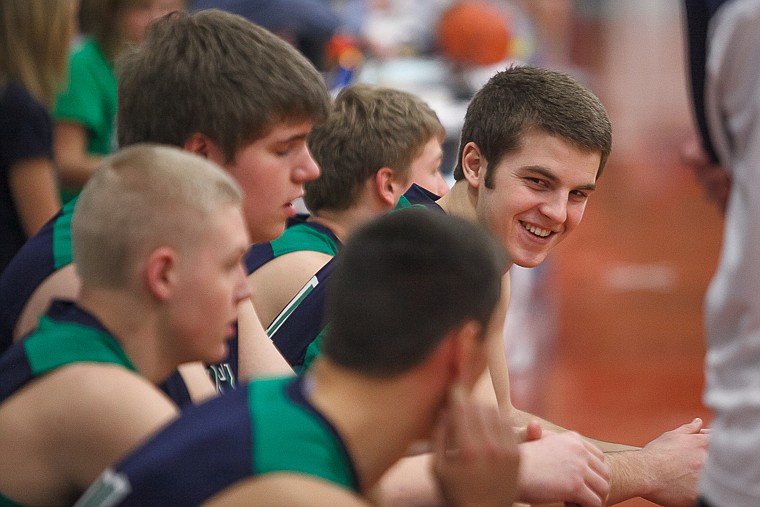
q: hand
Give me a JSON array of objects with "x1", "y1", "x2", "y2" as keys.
[
  {"x1": 517, "y1": 431, "x2": 610, "y2": 507},
  {"x1": 639, "y1": 418, "x2": 709, "y2": 506},
  {"x1": 432, "y1": 382, "x2": 519, "y2": 507},
  {"x1": 680, "y1": 136, "x2": 731, "y2": 214}
]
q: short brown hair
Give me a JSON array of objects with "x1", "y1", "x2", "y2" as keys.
[
  {"x1": 117, "y1": 9, "x2": 330, "y2": 162},
  {"x1": 453, "y1": 65, "x2": 612, "y2": 187},
  {"x1": 305, "y1": 84, "x2": 444, "y2": 212}
]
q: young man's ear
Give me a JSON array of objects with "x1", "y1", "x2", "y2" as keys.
[
  {"x1": 184, "y1": 133, "x2": 226, "y2": 166},
  {"x1": 144, "y1": 246, "x2": 178, "y2": 301},
  {"x1": 374, "y1": 167, "x2": 407, "y2": 207},
  {"x1": 461, "y1": 142, "x2": 487, "y2": 188}
]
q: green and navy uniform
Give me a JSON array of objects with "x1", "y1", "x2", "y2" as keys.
[
  {"x1": 0, "y1": 300, "x2": 139, "y2": 507},
  {"x1": 76, "y1": 376, "x2": 360, "y2": 507},
  {"x1": 247, "y1": 186, "x2": 444, "y2": 372},
  {"x1": 0, "y1": 196, "x2": 235, "y2": 397}
]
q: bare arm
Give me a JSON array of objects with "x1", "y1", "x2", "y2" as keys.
[
  {"x1": 8, "y1": 158, "x2": 61, "y2": 237},
  {"x1": 177, "y1": 362, "x2": 218, "y2": 404},
  {"x1": 203, "y1": 474, "x2": 370, "y2": 507},
  {"x1": 248, "y1": 251, "x2": 333, "y2": 328},
  {"x1": 15, "y1": 264, "x2": 80, "y2": 341},
  {"x1": 237, "y1": 297, "x2": 293, "y2": 380},
  {"x1": 53, "y1": 122, "x2": 103, "y2": 188}
]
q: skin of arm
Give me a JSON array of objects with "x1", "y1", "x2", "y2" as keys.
[
  {"x1": 236, "y1": 297, "x2": 294, "y2": 380},
  {"x1": 0, "y1": 364, "x2": 179, "y2": 506},
  {"x1": 248, "y1": 250, "x2": 333, "y2": 329},
  {"x1": 203, "y1": 474, "x2": 370, "y2": 507},
  {"x1": 53, "y1": 122, "x2": 104, "y2": 188},
  {"x1": 8, "y1": 157, "x2": 61, "y2": 237},
  {"x1": 492, "y1": 274, "x2": 707, "y2": 505},
  {"x1": 15, "y1": 264, "x2": 81, "y2": 341}
]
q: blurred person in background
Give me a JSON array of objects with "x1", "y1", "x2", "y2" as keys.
[
  {"x1": 0, "y1": 0, "x2": 77, "y2": 274},
  {"x1": 190, "y1": 0, "x2": 342, "y2": 70},
  {"x1": 683, "y1": 1, "x2": 760, "y2": 506},
  {"x1": 53, "y1": 0, "x2": 184, "y2": 203}
]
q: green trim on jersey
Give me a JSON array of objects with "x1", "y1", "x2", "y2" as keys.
[
  {"x1": 395, "y1": 194, "x2": 412, "y2": 208},
  {"x1": 53, "y1": 195, "x2": 78, "y2": 269},
  {"x1": 25, "y1": 315, "x2": 136, "y2": 376},
  {"x1": 250, "y1": 377, "x2": 357, "y2": 491},
  {"x1": 270, "y1": 223, "x2": 339, "y2": 258},
  {"x1": 300, "y1": 327, "x2": 325, "y2": 373},
  {"x1": 0, "y1": 493, "x2": 24, "y2": 507}
]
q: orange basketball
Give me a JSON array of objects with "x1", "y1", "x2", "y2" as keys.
[{"x1": 436, "y1": 1, "x2": 510, "y2": 66}]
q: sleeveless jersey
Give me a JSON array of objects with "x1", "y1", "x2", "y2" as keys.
[
  {"x1": 0, "y1": 196, "x2": 229, "y2": 397},
  {"x1": 245, "y1": 214, "x2": 341, "y2": 273},
  {"x1": 267, "y1": 184, "x2": 445, "y2": 372},
  {"x1": 76, "y1": 376, "x2": 360, "y2": 507},
  {"x1": 0, "y1": 301, "x2": 137, "y2": 507}
]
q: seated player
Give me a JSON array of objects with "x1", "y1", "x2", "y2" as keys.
[
  {"x1": 0, "y1": 9, "x2": 331, "y2": 394},
  {"x1": 250, "y1": 65, "x2": 710, "y2": 506},
  {"x1": 76, "y1": 208, "x2": 521, "y2": 507},
  {"x1": 247, "y1": 83, "x2": 446, "y2": 369},
  {"x1": 0, "y1": 144, "x2": 252, "y2": 506}
]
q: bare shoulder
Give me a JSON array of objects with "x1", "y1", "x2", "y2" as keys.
[
  {"x1": 248, "y1": 251, "x2": 333, "y2": 328},
  {"x1": 15, "y1": 263, "x2": 80, "y2": 341},
  {"x1": 204, "y1": 473, "x2": 370, "y2": 507},
  {"x1": 0, "y1": 363, "x2": 179, "y2": 492}
]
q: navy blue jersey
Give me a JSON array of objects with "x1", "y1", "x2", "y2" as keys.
[
  {"x1": 268, "y1": 184, "x2": 445, "y2": 371},
  {"x1": 245, "y1": 214, "x2": 341, "y2": 274},
  {"x1": 0, "y1": 195, "x2": 232, "y2": 398},
  {"x1": 0, "y1": 300, "x2": 137, "y2": 405},
  {"x1": 0, "y1": 197, "x2": 76, "y2": 354},
  {"x1": 76, "y1": 376, "x2": 360, "y2": 507}
]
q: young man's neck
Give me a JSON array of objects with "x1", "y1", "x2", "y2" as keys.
[
  {"x1": 436, "y1": 179, "x2": 477, "y2": 223},
  {"x1": 305, "y1": 359, "x2": 444, "y2": 491},
  {"x1": 78, "y1": 288, "x2": 175, "y2": 385},
  {"x1": 309, "y1": 205, "x2": 386, "y2": 244}
]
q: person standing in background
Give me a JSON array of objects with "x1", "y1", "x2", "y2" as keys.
[
  {"x1": 0, "y1": 0, "x2": 76, "y2": 274},
  {"x1": 53, "y1": 0, "x2": 184, "y2": 203},
  {"x1": 682, "y1": 1, "x2": 760, "y2": 506}
]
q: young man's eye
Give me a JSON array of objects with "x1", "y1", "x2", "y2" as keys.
[
  {"x1": 570, "y1": 190, "x2": 589, "y2": 200},
  {"x1": 526, "y1": 177, "x2": 547, "y2": 187}
]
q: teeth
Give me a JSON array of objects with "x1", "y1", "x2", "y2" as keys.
[{"x1": 522, "y1": 222, "x2": 551, "y2": 238}]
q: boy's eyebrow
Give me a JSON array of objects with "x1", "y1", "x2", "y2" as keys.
[
  {"x1": 524, "y1": 165, "x2": 597, "y2": 192},
  {"x1": 276, "y1": 131, "x2": 310, "y2": 144}
]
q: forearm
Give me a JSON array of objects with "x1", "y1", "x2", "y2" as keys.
[{"x1": 603, "y1": 449, "x2": 654, "y2": 505}]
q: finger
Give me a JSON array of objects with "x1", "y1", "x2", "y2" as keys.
[
  {"x1": 446, "y1": 382, "x2": 473, "y2": 453},
  {"x1": 525, "y1": 421, "x2": 542, "y2": 442},
  {"x1": 673, "y1": 417, "x2": 703, "y2": 434},
  {"x1": 584, "y1": 462, "x2": 611, "y2": 505},
  {"x1": 432, "y1": 408, "x2": 449, "y2": 464},
  {"x1": 581, "y1": 439, "x2": 606, "y2": 462}
]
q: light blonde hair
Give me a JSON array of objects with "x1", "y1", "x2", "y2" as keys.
[
  {"x1": 0, "y1": 0, "x2": 73, "y2": 107},
  {"x1": 73, "y1": 144, "x2": 243, "y2": 288}
]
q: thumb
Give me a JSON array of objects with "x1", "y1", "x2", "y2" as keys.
[{"x1": 674, "y1": 417, "x2": 703, "y2": 434}]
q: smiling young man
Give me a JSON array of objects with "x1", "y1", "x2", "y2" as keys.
[
  {"x1": 0, "y1": 9, "x2": 330, "y2": 393},
  {"x1": 0, "y1": 144, "x2": 252, "y2": 507},
  {"x1": 262, "y1": 65, "x2": 709, "y2": 506},
  {"x1": 389, "y1": 64, "x2": 708, "y2": 506}
]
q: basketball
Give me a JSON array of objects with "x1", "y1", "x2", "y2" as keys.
[{"x1": 436, "y1": 1, "x2": 511, "y2": 66}]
